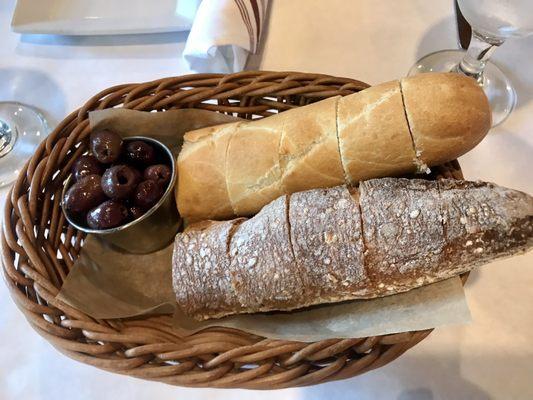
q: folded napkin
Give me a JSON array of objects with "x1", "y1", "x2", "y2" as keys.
[{"x1": 184, "y1": 0, "x2": 269, "y2": 73}]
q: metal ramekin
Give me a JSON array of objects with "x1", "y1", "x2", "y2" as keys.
[{"x1": 62, "y1": 136, "x2": 181, "y2": 254}]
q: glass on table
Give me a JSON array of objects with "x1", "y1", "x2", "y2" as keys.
[
  {"x1": 408, "y1": 0, "x2": 533, "y2": 127},
  {"x1": 0, "y1": 102, "x2": 48, "y2": 187}
]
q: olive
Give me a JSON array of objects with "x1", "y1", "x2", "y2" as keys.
[
  {"x1": 90, "y1": 130, "x2": 123, "y2": 164},
  {"x1": 101, "y1": 165, "x2": 139, "y2": 200},
  {"x1": 133, "y1": 180, "x2": 162, "y2": 209},
  {"x1": 125, "y1": 140, "x2": 155, "y2": 165},
  {"x1": 72, "y1": 155, "x2": 103, "y2": 181},
  {"x1": 63, "y1": 174, "x2": 106, "y2": 214},
  {"x1": 143, "y1": 164, "x2": 171, "y2": 188},
  {"x1": 86, "y1": 200, "x2": 129, "y2": 230},
  {"x1": 131, "y1": 167, "x2": 143, "y2": 184},
  {"x1": 129, "y1": 206, "x2": 145, "y2": 220}
]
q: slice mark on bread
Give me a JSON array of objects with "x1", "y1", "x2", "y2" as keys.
[
  {"x1": 335, "y1": 98, "x2": 350, "y2": 185},
  {"x1": 276, "y1": 115, "x2": 289, "y2": 190},
  {"x1": 284, "y1": 192, "x2": 297, "y2": 264},
  {"x1": 350, "y1": 187, "x2": 371, "y2": 287},
  {"x1": 223, "y1": 126, "x2": 237, "y2": 215},
  {"x1": 398, "y1": 81, "x2": 429, "y2": 174}
]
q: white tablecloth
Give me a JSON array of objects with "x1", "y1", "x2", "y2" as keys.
[{"x1": 1, "y1": 1, "x2": 532, "y2": 399}]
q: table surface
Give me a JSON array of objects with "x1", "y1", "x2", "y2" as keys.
[{"x1": 1, "y1": 1, "x2": 532, "y2": 399}]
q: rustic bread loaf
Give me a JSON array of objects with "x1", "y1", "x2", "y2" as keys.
[
  {"x1": 176, "y1": 73, "x2": 491, "y2": 222},
  {"x1": 172, "y1": 178, "x2": 533, "y2": 320}
]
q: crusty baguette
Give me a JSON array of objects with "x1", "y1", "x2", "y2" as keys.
[
  {"x1": 176, "y1": 73, "x2": 491, "y2": 221},
  {"x1": 172, "y1": 178, "x2": 533, "y2": 320}
]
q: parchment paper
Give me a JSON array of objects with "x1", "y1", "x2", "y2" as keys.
[
  {"x1": 57, "y1": 108, "x2": 472, "y2": 340},
  {"x1": 89, "y1": 108, "x2": 242, "y2": 152}
]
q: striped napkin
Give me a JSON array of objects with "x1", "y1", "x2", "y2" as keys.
[{"x1": 184, "y1": 0, "x2": 269, "y2": 73}]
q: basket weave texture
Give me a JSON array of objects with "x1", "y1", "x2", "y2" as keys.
[{"x1": 1, "y1": 71, "x2": 465, "y2": 389}]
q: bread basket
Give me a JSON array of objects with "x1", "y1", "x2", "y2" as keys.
[{"x1": 1, "y1": 71, "x2": 466, "y2": 389}]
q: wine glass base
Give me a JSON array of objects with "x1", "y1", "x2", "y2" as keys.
[
  {"x1": 0, "y1": 102, "x2": 48, "y2": 187},
  {"x1": 408, "y1": 49, "x2": 516, "y2": 127}
]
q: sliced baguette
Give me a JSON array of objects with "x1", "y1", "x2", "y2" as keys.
[
  {"x1": 176, "y1": 73, "x2": 492, "y2": 221},
  {"x1": 173, "y1": 178, "x2": 533, "y2": 320}
]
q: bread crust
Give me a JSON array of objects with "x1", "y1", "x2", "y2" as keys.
[
  {"x1": 176, "y1": 123, "x2": 238, "y2": 221},
  {"x1": 358, "y1": 178, "x2": 447, "y2": 293},
  {"x1": 172, "y1": 178, "x2": 532, "y2": 320},
  {"x1": 227, "y1": 195, "x2": 305, "y2": 315},
  {"x1": 226, "y1": 115, "x2": 285, "y2": 216},
  {"x1": 289, "y1": 186, "x2": 368, "y2": 299},
  {"x1": 176, "y1": 74, "x2": 492, "y2": 222},
  {"x1": 400, "y1": 73, "x2": 491, "y2": 166},
  {"x1": 172, "y1": 219, "x2": 243, "y2": 318},
  {"x1": 337, "y1": 80, "x2": 417, "y2": 181},
  {"x1": 279, "y1": 96, "x2": 346, "y2": 192},
  {"x1": 438, "y1": 179, "x2": 533, "y2": 271}
]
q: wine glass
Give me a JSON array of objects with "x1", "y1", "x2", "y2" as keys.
[
  {"x1": 0, "y1": 102, "x2": 48, "y2": 187},
  {"x1": 408, "y1": 0, "x2": 533, "y2": 127}
]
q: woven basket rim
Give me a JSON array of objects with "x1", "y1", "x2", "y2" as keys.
[{"x1": 1, "y1": 70, "x2": 466, "y2": 389}]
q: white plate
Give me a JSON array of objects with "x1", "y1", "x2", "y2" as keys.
[{"x1": 11, "y1": 0, "x2": 201, "y2": 35}]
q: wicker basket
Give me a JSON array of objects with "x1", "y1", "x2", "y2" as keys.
[{"x1": 1, "y1": 71, "x2": 466, "y2": 389}]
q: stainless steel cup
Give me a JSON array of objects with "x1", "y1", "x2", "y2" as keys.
[{"x1": 62, "y1": 136, "x2": 181, "y2": 254}]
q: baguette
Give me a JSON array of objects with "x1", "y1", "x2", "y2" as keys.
[
  {"x1": 172, "y1": 178, "x2": 533, "y2": 320},
  {"x1": 176, "y1": 123, "x2": 237, "y2": 220},
  {"x1": 176, "y1": 73, "x2": 491, "y2": 221}
]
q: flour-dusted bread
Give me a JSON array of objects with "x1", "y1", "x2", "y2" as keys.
[
  {"x1": 288, "y1": 186, "x2": 368, "y2": 300},
  {"x1": 359, "y1": 178, "x2": 447, "y2": 292},
  {"x1": 172, "y1": 219, "x2": 244, "y2": 319},
  {"x1": 176, "y1": 73, "x2": 491, "y2": 221},
  {"x1": 172, "y1": 178, "x2": 533, "y2": 320}
]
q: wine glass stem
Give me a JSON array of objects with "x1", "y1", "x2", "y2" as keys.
[{"x1": 456, "y1": 31, "x2": 504, "y2": 83}]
